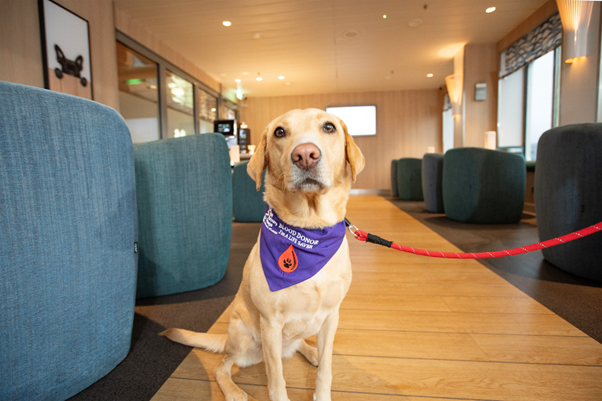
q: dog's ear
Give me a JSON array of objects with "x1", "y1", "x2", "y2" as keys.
[
  {"x1": 341, "y1": 121, "x2": 365, "y2": 182},
  {"x1": 55, "y1": 45, "x2": 65, "y2": 61},
  {"x1": 247, "y1": 126, "x2": 269, "y2": 191}
]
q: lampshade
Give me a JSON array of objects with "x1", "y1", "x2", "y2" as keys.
[
  {"x1": 556, "y1": 0, "x2": 594, "y2": 63},
  {"x1": 445, "y1": 74, "x2": 463, "y2": 117}
]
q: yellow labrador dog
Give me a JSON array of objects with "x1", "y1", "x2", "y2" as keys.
[{"x1": 161, "y1": 108, "x2": 364, "y2": 401}]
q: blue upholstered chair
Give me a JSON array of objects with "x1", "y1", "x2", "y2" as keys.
[
  {"x1": 535, "y1": 124, "x2": 602, "y2": 281},
  {"x1": 232, "y1": 160, "x2": 267, "y2": 222},
  {"x1": 443, "y1": 147, "x2": 525, "y2": 224},
  {"x1": 134, "y1": 134, "x2": 232, "y2": 298},
  {"x1": 422, "y1": 153, "x2": 445, "y2": 213},
  {"x1": 0, "y1": 82, "x2": 138, "y2": 400},
  {"x1": 396, "y1": 158, "x2": 424, "y2": 200}
]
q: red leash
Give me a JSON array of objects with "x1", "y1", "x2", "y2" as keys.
[{"x1": 344, "y1": 219, "x2": 602, "y2": 259}]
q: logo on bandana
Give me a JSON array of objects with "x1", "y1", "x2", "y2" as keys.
[
  {"x1": 278, "y1": 244, "x2": 298, "y2": 273},
  {"x1": 260, "y1": 207, "x2": 346, "y2": 291}
]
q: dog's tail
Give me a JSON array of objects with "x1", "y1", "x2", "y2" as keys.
[{"x1": 159, "y1": 328, "x2": 227, "y2": 353}]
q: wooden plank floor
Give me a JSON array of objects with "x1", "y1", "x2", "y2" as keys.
[{"x1": 151, "y1": 195, "x2": 602, "y2": 401}]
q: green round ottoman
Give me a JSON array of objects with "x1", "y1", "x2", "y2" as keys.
[{"x1": 442, "y1": 148, "x2": 525, "y2": 224}]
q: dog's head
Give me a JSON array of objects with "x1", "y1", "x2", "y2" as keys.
[{"x1": 247, "y1": 108, "x2": 364, "y2": 196}]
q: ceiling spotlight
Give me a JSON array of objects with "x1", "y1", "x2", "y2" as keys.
[
  {"x1": 256, "y1": 76, "x2": 263, "y2": 81},
  {"x1": 278, "y1": 76, "x2": 285, "y2": 80},
  {"x1": 235, "y1": 79, "x2": 241, "y2": 82},
  {"x1": 427, "y1": 73, "x2": 434, "y2": 78},
  {"x1": 383, "y1": 14, "x2": 387, "y2": 19},
  {"x1": 222, "y1": 21, "x2": 232, "y2": 27},
  {"x1": 486, "y1": 7, "x2": 496, "y2": 13}
]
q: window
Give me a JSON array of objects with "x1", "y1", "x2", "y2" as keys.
[
  {"x1": 442, "y1": 94, "x2": 454, "y2": 152},
  {"x1": 116, "y1": 33, "x2": 222, "y2": 142},
  {"x1": 116, "y1": 42, "x2": 160, "y2": 143},
  {"x1": 498, "y1": 67, "x2": 525, "y2": 149},
  {"x1": 497, "y1": 48, "x2": 560, "y2": 160},
  {"x1": 166, "y1": 70, "x2": 194, "y2": 139},
  {"x1": 497, "y1": 13, "x2": 562, "y2": 160},
  {"x1": 525, "y1": 50, "x2": 556, "y2": 160},
  {"x1": 198, "y1": 89, "x2": 217, "y2": 134}
]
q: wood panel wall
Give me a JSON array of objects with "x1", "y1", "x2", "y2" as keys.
[
  {"x1": 244, "y1": 90, "x2": 443, "y2": 190},
  {"x1": 0, "y1": 0, "x2": 44, "y2": 88},
  {"x1": 463, "y1": 44, "x2": 498, "y2": 148},
  {"x1": 0, "y1": 0, "x2": 119, "y2": 109}
]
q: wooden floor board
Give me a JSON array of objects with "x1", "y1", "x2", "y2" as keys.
[{"x1": 152, "y1": 195, "x2": 602, "y2": 401}]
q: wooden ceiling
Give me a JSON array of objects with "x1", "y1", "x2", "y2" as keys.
[{"x1": 113, "y1": 0, "x2": 550, "y2": 98}]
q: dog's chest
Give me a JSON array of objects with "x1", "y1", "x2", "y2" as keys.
[{"x1": 280, "y1": 269, "x2": 349, "y2": 340}]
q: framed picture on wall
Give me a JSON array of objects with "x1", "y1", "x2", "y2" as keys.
[{"x1": 38, "y1": 0, "x2": 93, "y2": 100}]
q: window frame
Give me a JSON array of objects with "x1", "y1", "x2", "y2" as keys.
[
  {"x1": 497, "y1": 45, "x2": 561, "y2": 160},
  {"x1": 116, "y1": 31, "x2": 222, "y2": 139}
]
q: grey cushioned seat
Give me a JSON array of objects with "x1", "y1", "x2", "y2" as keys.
[
  {"x1": 134, "y1": 134, "x2": 232, "y2": 297},
  {"x1": 422, "y1": 153, "x2": 445, "y2": 213},
  {"x1": 442, "y1": 147, "x2": 525, "y2": 224},
  {"x1": 396, "y1": 158, "x2": 424, "y2": 200},
  {"x1": 233, "y1": 160, "x2": 267, "y2": 222},
  {"x1": 534, "y1": 123, "x2": 602, "y2": 281},
  {"x1": 391, "y1": 159, "x2": 399, "y2": 197}
]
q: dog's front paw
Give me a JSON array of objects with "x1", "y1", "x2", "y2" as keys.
[
  {"x1": 299, "y1": 341, "x2": 319, "y2": 366},
  {"x1": 225, "y1": 389, "x2": 248, "y2": 401},
  {"x1": 313, "y1": 391, "x2": 331, "y2": 401}
]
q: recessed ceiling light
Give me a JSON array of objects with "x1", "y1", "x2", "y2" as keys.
[
  {"x1": 222, "y1": 21, "x2": 232, "y2": 27},
  {"x1": 235, "y1": 79, "x2": 241, "y2": 82},
  {"x1": 383, "y1": 14, "x2": 387, "y2": 19},
  {"x1": 256, "y1": 76, "x2": 263, "y2": 81},
  {"x1": 486, "y1": 7, "x2": 496, "y2": 13},
  {"x1": 278, "y1": 76, "x2": 285, "y2": 80},
  {"x1": 427, "y1": 73, "x2": 434, "y2": 78}
]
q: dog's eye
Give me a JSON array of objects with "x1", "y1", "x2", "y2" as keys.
[
  {"x1": 323, "y1": 122, "x2": 336, "y2": 134},
  {"x1": 274, "y1": 127, "x2": 286, "y2": 138}
]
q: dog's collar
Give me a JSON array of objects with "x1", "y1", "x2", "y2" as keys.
[{"x1": 259, "y1": 207, "x2": 346, "y2": 292}]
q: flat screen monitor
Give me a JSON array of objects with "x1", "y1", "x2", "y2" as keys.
[
  {"x1": 214, "y1": 120, "x2": 237, "y2": 136},
  {"x1": 325, "y1": 105, "x2": 376, "y2": 136}
]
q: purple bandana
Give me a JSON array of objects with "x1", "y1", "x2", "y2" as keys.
[{"x1": 260, "y1": 207, "x2": 346, "y2": 292}]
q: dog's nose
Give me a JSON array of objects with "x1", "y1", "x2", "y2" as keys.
[{"x1": 291, "y1": 143, "x2": 321, "y2": 170}]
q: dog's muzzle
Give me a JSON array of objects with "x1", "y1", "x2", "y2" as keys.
[
  {"x1": 290, "y1": 143, "x2": 327, "y2": 191},
  {"x1": 291, "y1": 143, "x2": 321, "y2": 170}
]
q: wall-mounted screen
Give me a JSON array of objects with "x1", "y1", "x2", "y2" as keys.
[{"x1": 325, "y1": 105, "x2": 376, "y2": 136}]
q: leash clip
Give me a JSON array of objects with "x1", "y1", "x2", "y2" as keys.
[
  {"x1": 344, "y1": 217, "x2": 360, "y2": 238},
  {"x1": 347, "y1": 223, "x2": 359, "y2": 237}
]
